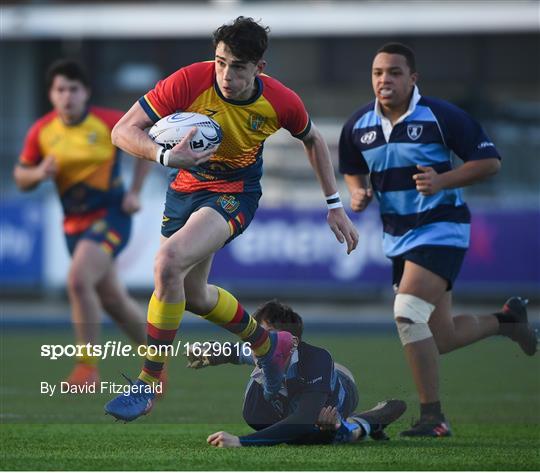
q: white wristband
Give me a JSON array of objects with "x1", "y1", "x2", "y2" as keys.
[
  {"x1": 155, "y1": 147, "x2": 170, "y2": 166},
  {"x1": 326, "y1": 192, "x2": 343, "y2": 210}
]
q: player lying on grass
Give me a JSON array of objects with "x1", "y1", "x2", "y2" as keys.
[{"x1": 186, "y1": 300, "x2": 406, "y2": 447}]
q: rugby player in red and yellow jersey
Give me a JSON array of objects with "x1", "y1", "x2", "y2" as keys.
[
  {"x1": 14, "y1": 60, "x2": 151, "y2": 387},
  {"x1": 104, "y1": 17, "x2": 359, "y2": 422}
]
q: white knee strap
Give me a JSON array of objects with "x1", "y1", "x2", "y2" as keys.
[
  {"x1": 395, "y1": 321, "x2": 432, "y2": 345},
  {"x1": 394, "y1": 294, "x2": 434, "y2": 324},
  {"x1": 394, "y1": 294, "x2": 435, "y2": 345}
]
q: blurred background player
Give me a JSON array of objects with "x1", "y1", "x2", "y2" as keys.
[
  {"x1": 186, "y1": 300, "x2": 406, "y2": 447},
  {"x1": 104, "y1": 16, "x2": 359, "y2": 422},
  {"x1": 13, "y1": 59, "x2": 150, "y2": 387},
  {"x1": 339, "y1": 42, "x2": 538, "y2": 437}
]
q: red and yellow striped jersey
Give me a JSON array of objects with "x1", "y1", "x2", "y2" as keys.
[
  {"x1": 19, "y1": 106, "x2": 125, "y2": 233},
  {"x1": 139, "y1": 61, "x2": 311, "y2": 193}
]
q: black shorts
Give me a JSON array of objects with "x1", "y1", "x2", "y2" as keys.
[
  {"x1": 335, "y1": 364, "x2": 359, "y2": 419},
  {"x1": 392, "y1": 245, "x2": 467, "y2": 291}
]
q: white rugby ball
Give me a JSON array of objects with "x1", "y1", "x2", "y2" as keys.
[{"x1": 149, "y1": 112, "x2": 222, "y2": 152}]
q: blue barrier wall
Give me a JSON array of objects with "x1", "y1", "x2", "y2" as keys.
[
  {"x1": 0, "y1": 199, "x2": 44, "y2": 286},
  {"x1": 211, "y1": 206, "x2": 540, "y2": 296},
  {"x1": 1, "y1": 198, "x2": 538, "y2": 297}
]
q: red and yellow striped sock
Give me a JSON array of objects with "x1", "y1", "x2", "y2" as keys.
[
  {"x1": 77, "y1": 344, "x2": 99, "y2": 367},
  {"x1": 202, "y1": 287, "x2": 271, "y2": 357},
  {"x1": 138, "y1": 293, "x2": 185, "y2": 385}
]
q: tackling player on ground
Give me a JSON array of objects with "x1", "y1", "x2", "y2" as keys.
[
  {"x1": 14, "y1": 60, "x2": 150, "y2": 387},
  {"x1": 186, "y1": 300, "x2": 406, "y2": 447},
  {"x1": 339, "y1": 43, "x2": 537, "y2": 437},
  {"x1": 105, "y1": 16, "x2": 359, "y2": 421}
]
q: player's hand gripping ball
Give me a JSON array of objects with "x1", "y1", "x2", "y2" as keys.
[{"x1": 149, "y1": 112, "x2": 222, "y2": 152}]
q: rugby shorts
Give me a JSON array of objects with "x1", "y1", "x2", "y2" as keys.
[
  {"x1": 392, "y1": 245, "x2": 467, "y2": 291},
  {"x1": 64, "y1": 206, "x2": 132, "y2": 258},
  {"x1": 161, "y1": 189, "x2": 261, "y2": 244}
]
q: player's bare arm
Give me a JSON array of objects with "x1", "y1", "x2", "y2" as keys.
[
  {"x1": 301, "y1": 125, "x2": 359, "y2": 254},
  {"x1": 111, "y1": 102, "x2": 214, "y2": 169},
  {"x1": 122, "y1": 158, "x2": 152, "y2": 214},
  {"x1": 413, "y1": 158, "x2": 501, "y2": 196},
  {"x1": 13, "y1": 155, "x2": 57, "y2": 191},
  {"x1": 207, "y1": 431, "x2": 242, "y2": 448},
  {"x1": 343, "y1": 174, "x2": 373, "y2": 212},
  {"x1": 185, "y1": 342, "x2": 235, "y2": 369}
]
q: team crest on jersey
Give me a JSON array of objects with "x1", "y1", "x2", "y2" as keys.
[
  {"x1": 248, "y1": 114, "x2": 266, "y2": 131},
  {"x1": 407, "y1": 124, "x2": 423, "y2": 141},
  {"x1": 217, "y1": 194, "x2": 240, "y2": 213},
  {"x1": 360, "y1": 130, "x2": 377, "y2": 145},
  {"x1": 91, "y1": 220, "x2": 107, "y2": 234},
  {"x1": 87, "y1": 131, "x2": 98, "y2": 144}
]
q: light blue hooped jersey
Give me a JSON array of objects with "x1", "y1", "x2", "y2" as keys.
[{"x1": 339, "y1": 87, "x2": 500, "y2": 257}]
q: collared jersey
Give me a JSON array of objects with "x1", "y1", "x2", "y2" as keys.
[
  {"x1": 339, "y1": 92, "x2": 501, "y2": 257},
  {"x1": 250, "y1": 341, "x2": 350, "y2": 417},
  {"x1": 139, "y1": 61, "x2": 311, "y2": 194},
  {"x1": 19, "y1": 107, "x2": 125, "y2": 234}
]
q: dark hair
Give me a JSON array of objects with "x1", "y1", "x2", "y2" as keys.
[
  {"x1": 376, "y1": 42, "x2": 416, "y2": 73},
  {"x1": 46, "y1": 59, "x2": 90, "y2": 90},
  {"x1": 213, "y1": 16, "x2": 270, "y2": 63},
  {"x1": 253, "y1": 300, "x2": 303, "y2": 340}
]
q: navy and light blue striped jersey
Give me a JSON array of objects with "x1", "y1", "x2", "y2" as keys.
[
  {"x1": 284, "y1": 342, "x2": 352, "y2": 417},
  {"x1": 246, "y1": 341, "x2": 354, "y2": 419},
  {"x1": 339, "y1": 87, "x2": 501, "y2": 257}
]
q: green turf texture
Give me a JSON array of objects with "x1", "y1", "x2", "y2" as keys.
[{"x1": 1, "y1": 327, "x2": 539, "y2": 470}]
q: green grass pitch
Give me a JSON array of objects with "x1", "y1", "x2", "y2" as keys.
[{"x1": 1, "y1": 326, "x2": 539, "y2": 470}]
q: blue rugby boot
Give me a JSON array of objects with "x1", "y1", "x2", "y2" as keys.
[
  {"x1": 256, "y1": 331, "x2": 295, "y2": 401},
  {"x1": 104, "y1": 376, "x2": 154, "y2": 422}
]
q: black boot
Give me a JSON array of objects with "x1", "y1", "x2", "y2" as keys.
[
  {"x1": 350, "y1": 399, "x2": 407, "y2": 440},
  {"x1": 495, "y1": 297, "x2": 537, "y2": 356}
]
